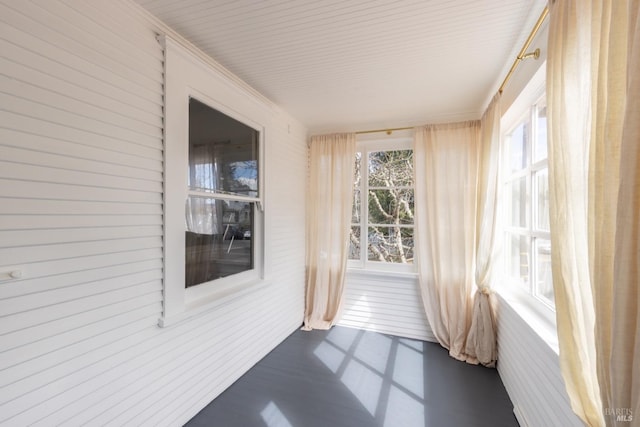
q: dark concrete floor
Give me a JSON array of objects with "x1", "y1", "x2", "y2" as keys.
[{"x1": 186, "y1": 326, "x2": 518, "y2": 427}]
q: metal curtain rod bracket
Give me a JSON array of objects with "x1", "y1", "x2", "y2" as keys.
[{"x1": 498, "y1": 5, "x2": 549, "y2": 94}]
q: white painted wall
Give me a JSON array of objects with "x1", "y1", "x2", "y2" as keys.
[
  {"x1": 339, "y1": 270, "x2": 435, "y2": 342},
  {"x1": 496, "y1": 296, "x2": 582, "y2": 427},
  {"x1": 0, "y1": 1, "x2": 306, "y2": 425}
]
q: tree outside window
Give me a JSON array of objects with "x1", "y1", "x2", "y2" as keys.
[{"x1": 350, "y1": 141, "x2": 415, "y2": 271}]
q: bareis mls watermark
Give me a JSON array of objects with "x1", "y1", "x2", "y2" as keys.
[{"x1": 604, "y1": 407, "x2": 633, "y2": 422}]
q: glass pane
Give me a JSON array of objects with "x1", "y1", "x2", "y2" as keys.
[
  {"x1": 509, "y1": 121, "x2": 529, "y2": 172},
  {"x1": 367, "y1": 226, "x2": 414, "y2": 264},
  {"x1": 368, "y1": 150, "x2": 413, "y2": 187},
  {"x1": 507, "y1": 233, "x2": 529, "y2": 285},
  {"x1": 535, "y1": 169, "x2": 550, "y2": 231},
  {"x1": 189, "y1": 98, "x2": 259, "y2": 197},
  {"x1": 349, "y1": 226, "x2": 361, "y2": 260},
  {"x1": 185, "y1": 196, "x2": 253, "y2": 288},
  {"x1": 534, "y1": 100, "x2": 548, "y2": 162},
  {"x1": 368, "y1": 189, "x2": 414, "y2": 225},
  {"x1": 352, "y1": 189, "x2": 361, "y2": 223},
  {"x1": 534, "y1": 238, "x2": 554, "y2": 305},
  {"x1": 509, "y1": 177, "x2": 528, "y2": 227},
  {"x1": 352, "y1": 152, "x2": 362, "y2": 223}
]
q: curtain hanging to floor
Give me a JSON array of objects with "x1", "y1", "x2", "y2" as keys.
[
  {"x1": 547, "y1": 1, "x2": 639, "y2": 426},
  {"x1": 303, "y1": 133, "x2": 356, "y2": 330},
  {"x1": 466, "y1": 93, "x2": 502, "y2": 367},
  {"x1": 413, "y1": 120, "x2": 481, "y2": 363}
]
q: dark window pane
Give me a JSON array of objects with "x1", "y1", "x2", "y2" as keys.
[
  {"x1": 189, "y1": 98, "x2": 259, "y2": 197},
  {"x1": 185, "y1": 197, "x2": 253, "y2": 288}
]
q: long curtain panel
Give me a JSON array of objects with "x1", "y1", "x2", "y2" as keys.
[
  {"x1": 303, "y1": 133, "x2": 356, "y2": 330},
  {"x1": 612, "y1": 1, "x2": 639, "y2": 421},
  {"x1": 466, "y1": 93, "x2": 502, "y2": 367},
  {"x1": 547, "y1": 1, "x2": 639, "y2": 426},
  {"x1": 413, "y1": 121, "x2": 480, "y2": 362}
]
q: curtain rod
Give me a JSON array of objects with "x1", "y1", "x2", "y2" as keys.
[
  {"x1": 355, "y1": 126, "x2": 414, "y2": 135},
  {"x1": 498, "y1": 5, "x2": 549, "y2": 94},
  {"x1": 352, "y1": 5, "x2": 548, "y2": 136}
]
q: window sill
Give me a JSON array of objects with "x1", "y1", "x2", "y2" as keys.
[
  {"x1": 495, "y1": 285, "x2": 559, "y2": 354},
  {"x1": 158, "y1": 278, "x2": 269, "y2": 328},
  {"x1": 346, "y1": 266, "x2": 417, "y2": 280}
]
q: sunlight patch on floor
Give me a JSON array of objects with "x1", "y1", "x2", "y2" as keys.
[{"x1": 260, "y1": 401, "x2": 293, "y2": 427}]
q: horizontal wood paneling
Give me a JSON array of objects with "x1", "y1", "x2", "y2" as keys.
[
  {"x1": 496, "y1": 295, "x2": 583, "y2": 427},
  {"x1": 0, "y1": 145, "x2": 162, "y2": 181},
  {"x1": 338, "y1": 271, "x2": 435, "y2": 342},
  {"x1": 0, "y1": 128, "x2": 163, "y2": 172},
  {"x1": 0, "y1": 1, "x2": 307, "y2": 426},
  {"x1": 0, "y1": 214, "x2": 163, "y2": 230},
  {"x1": 0, "y1": 199, "x2": 163, "y2": 216},
  {"x1": 0, "y1": 42, "x2": 162, "y2": 122}
]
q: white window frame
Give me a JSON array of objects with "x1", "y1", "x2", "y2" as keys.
[
  {"x1": 348, "y1": 135, "x2": 416, "y2": 274},
  {"x1": 500, "y1": 65, "x2": 554, "y2": 321},
  {"x1": 161, "y1": 36, "x2": 267, "y2": 327}
]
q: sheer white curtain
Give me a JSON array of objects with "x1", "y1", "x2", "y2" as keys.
[
  {"x1": 186, "y1": 144, "x2": 219, "y2": 235},
  {"x1": 413, "y1": 121, "x2": 480, "y2": 362},
  {"x1": 303, "y1": 133, "x2": 356, "y2": 330},
  {"x1": 547, "y1": 1, "x2": 639, "y2": 425},
  {"x1": 466, "y1": 93, "x2": 502, "y2": 367}
]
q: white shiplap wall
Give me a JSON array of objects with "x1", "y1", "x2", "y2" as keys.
[
  {"x1": 496, "y1": 296, "x2": 583, "y2": 427},
  {"x1": 0, "y1": 0, "x2": 307, "y2": 425},
  {"x1": 338, "y1": 271, "x2": 435, "y2": 342}
]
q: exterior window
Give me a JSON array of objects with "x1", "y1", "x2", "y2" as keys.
[
  {"x1": 349, "y1": 139, "x2": 415, "y2": 272},
  {"x1": 161, "y1": 36, "x2": 266, "y2": 325},
  {"x1": 503, "y1": 95, "x2": 553, "y2": 307},
  {"x1": 186, "y1": 98, "x2": 259, "y2": 288}
]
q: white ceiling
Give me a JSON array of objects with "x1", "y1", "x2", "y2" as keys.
[{"x1": 134, "y1": 0, "x2": 547, "y2": 134}]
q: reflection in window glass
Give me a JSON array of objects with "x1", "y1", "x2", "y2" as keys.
[
  {"x1": 186, "y1": 98, "x2": 259, "y2": 288},
  {"x1": 189, "y1": 98, "x2": 258, "y2": 197},
  {"x1": 185, "y1": 198, "x2": 253, "y2": 288}
]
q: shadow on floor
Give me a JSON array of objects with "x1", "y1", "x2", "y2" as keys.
[{"x1": 186, "y1": 326, "x2": 518, "y2": 427}]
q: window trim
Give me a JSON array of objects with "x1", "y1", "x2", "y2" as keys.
[
  {"x1": 503, "y1": 93, "x2": 552, "y2": 308},
  {"x1": 348, "y1": 136, "x2": 416, "y2": 274},
  {"x1": 161, "y1": 36, "x2": 267, "y2": 327},
  {"x1": 499, "y1": 64, "x2": 554, "y2": 315}
]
